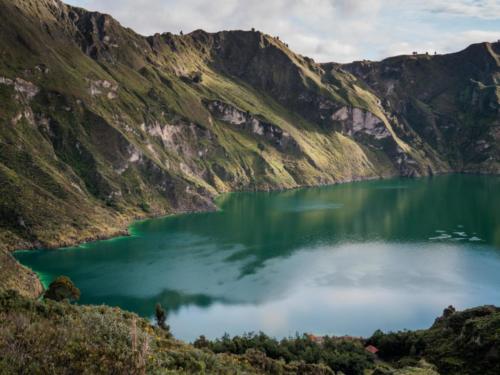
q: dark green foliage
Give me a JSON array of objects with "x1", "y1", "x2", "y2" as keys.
[
  {"x1": 368, "y1": 329, "x2": 425, "y2": 360},
  {"x1": 43, "y1": 275, "x2": 80, "y2": 302},
  {"x1": 194, "y1": 334, "x2": 209, "y2": 348},
  {"x1": 196, "y1": 332, "x2": 374, "y2": 375},
  {"x1": 442, "y1": 304, "x2": 456, "y2": 318},
  {"x1": 368, "y1": 305, "x2": 500, "y2": 375},
  {"x1": 154, "y1": 302, "x2": 169, "y2": 331}
]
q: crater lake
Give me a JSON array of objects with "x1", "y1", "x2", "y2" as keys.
[{"x1": 15, "y1": 175, "x2": 500, "y2": 341}]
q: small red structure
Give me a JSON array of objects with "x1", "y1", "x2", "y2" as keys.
[
  {"x1": 365, "y1": 345, "x2": 379, "y2": 355},
  {"x1": 307, "y1": 334, "x2": 324, "y2": 345}
]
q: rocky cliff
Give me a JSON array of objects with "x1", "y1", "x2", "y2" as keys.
[
  {"x1": 0, "y1": 0, "x2": 498, "y2": 295},
  {"x1": 342, "y1": 42, "x2": 500, "y2": 173}
]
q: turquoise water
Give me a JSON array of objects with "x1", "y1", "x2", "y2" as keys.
[{"x1": 15, "y1": 175, "x2": 500, "y2": 341}]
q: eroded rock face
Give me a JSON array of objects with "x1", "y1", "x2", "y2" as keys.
[
  {"x1": 0, "y1": 77, "x2": 39, "y2": 101},
  {"x1": 395, "y1": 148, "x2": 421, "y2": 177},
  {"x1": 147, "y1": 122, "x2": 191, "y2": 147},
  {"x1": 341, "y1": 42, "x2": 500, "y2": 173},
  {"x1": 87, "y1": 79, "x2": 119, "y2": 99},
  {"x1": 145, "y1": 119, "x2": 214, "y2": 159},
  {"x1": 331, "y1": 106, "x2": 391, "y2": 140},
  {"x1": 206, "y1": 100, "x2": 300, "y2": 153},
  {"x1": 331, "y1": 105, "x2": 426, "y2": 176}
]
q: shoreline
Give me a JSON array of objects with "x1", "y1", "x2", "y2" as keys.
[
  {"x1": 11, "y1": 173, "x2": 391, "y2": 252},
  {"x1": 8, "y1": 171, "x2": 496, "y2": 295},
  {"x1": 8, "y1": 173, "x2": 398, "y2": 296}
]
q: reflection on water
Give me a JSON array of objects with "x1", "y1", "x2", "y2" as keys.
[{"x1": 15, "y1": 175, "x2": 500, "y2": 341}]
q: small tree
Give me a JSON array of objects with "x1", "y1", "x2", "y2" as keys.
[
  {"x1": 194, "y1": 335, "x2": 209, "y2": 349},
  {"x1": 44, "y1": 275, "x2": 80, "y2": 302},
  {"x1": 155, "y1": 303, "x2": 169, "y2": 331}
]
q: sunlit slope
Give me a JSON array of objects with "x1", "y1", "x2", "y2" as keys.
[{"x1": 0, "y1": 0, "x2": 448, "y2": 256}]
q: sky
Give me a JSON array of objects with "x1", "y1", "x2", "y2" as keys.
[{"x1": 66, "y1": 0, "x2": 500, "y2": 63}]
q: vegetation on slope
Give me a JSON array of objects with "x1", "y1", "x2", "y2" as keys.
[
  {"x1": 0, "y1": 290, "x2": 264, "y2": 374},
  {"x1": 195, "y1": 333, "x2": 375, "y2": 375},
  {"x1": 195, "y1": 304, "x2": 500, "y2": 375},
  {"x1": 0, "y1": 290, "x2": 453, "y2": 375},
  {"x1": 0, "y1": 248, "x2": 42, "y2": 298},
  {"x1": 368, "y1": 305, "x2": 500, "y2": 375},
  {"x1": 4, "y1": 289, "x2": 496, "y2": 374}
]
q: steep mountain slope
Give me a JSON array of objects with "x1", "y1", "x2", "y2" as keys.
[
  {"x1": 0, "y1": 0, "x2": 498, "y2": 295},
  {"x1": 342, "y1": 43, "x2": 500, "y2": 173}
]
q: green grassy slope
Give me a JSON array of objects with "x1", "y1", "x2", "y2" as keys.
[{"x1": 0, "y1": 0, "x2": 413, "y2": 256}]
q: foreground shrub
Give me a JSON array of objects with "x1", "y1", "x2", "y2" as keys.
[
  {"x1": 43, "y1": 275, "x2": 80, "y2": 302},
  {"x1": 196, "y1": 332, "x2": 374, "y2": 375}
]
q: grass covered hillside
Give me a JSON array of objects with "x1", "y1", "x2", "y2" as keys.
[{"x1": 0, "y1": 0, "x2": 436, "y2": 248}]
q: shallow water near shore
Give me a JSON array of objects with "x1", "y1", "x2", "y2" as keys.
[{"x1": 15, "y1": 175, "x2": 500, "y2": 341}]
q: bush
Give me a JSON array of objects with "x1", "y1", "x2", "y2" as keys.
[
  {"x1": 43, "y1": 275, "x2": 80, "y2": 302},
  {"x1": 155, "y1": 303, "x2": 169, "y2": 332},
  {"x1": 197, "y1": 332, "x2": 374, "y2": 375}
]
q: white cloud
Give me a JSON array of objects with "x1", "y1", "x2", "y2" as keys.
[
  {"x1": 421, "y1": 0, "x2": 500, "y2": 19},
  {"x1": 66, "y1": 0, "x2": 500, "y2": 63}
]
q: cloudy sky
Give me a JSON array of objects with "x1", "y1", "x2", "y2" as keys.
[{"x1": 67, "y1": 0, "x2": 500, "y2": 63}]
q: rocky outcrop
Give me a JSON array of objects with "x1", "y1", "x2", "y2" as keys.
[
  {"x1": 0, "y1": 77, "x2": 39, "y2": 101},
  {"x1": 331, "y1": 106, "x2": 391, "y2": 140},
  {"x1": 342, "y1": 42, "x2": 500, "y2": 173},
  {"x1": 87, "y1": 79, "x2": 119, "y2": 99},
  {"x1": 206, "y1": 100, "x2": 301, "y2": 153}
]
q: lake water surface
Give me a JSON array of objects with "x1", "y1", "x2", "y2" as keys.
[{"x1": 15, "y1": 175, "x2": 500, "y2": 341}]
